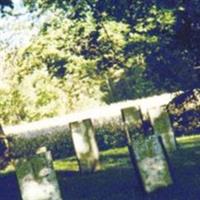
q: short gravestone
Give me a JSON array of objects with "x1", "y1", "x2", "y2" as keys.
[
  {"x1": 121, "y1": 107, "x2": 173, "y2": 193},
  {"x1": 121, "y1": 106, "x2": 143, "y2": 144},
  {"x1": 15, "y1": 147, "x2": 62, "y2": 200},
  {"x1": 69, "y1": 119, "x2": 100, "y2": 174},
  {"x1": 148, "y1": 105, "x2": 176, "y2": 153}
]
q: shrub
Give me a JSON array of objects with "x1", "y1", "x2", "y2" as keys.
[{"x1": 167, "y1": 88, "x2": 200, "y2": 136}]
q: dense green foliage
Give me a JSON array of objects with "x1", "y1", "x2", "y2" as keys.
[
  {"x1": 0, "y1": 0, "x2": 200, "y2": 125},
  {"x1": 168, "y1": 88, "x2": 200, "y2": 136}
]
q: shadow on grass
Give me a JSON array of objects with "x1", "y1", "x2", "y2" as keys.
[
  {"x1": 1, "y1": 143, "x2": 200, "y2": 200},
  {"x1": 0, "y1": 172, "x2": 21, "y2": 200},
  {"x1": 58, "y1": 168, "x2": 137, "y2": 200}
]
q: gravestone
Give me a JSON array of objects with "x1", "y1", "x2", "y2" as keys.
[
  {"x1": 69, "y1": 119, "x2": 100, "y2": 174},
  {"x1": 121, "y1": 106, "x2": 143, "y2": 144},
  {"x1": 148, "y1": 105, "x2": 176, "y2": 153},
  {"x1": 132, "y1": 135, "x2": 173, "y2": 193},
  {"x1": 15, "y1": 147, "x2": 62, "y2": 200},
  {"x1": 121, "y1": 107, "x2": 173, "y2": 193}
]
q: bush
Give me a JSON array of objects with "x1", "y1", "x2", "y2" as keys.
[
  {"x1": 95, "y1": 125, "x2": 127, "y2": 150},
  {"x1": 167, "y1": 88, "x2": 200, "y2": 136}
]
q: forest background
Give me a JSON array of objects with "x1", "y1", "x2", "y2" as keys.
[{"x1": 0, "y1": 0, "x2": 199, "y2": 125}]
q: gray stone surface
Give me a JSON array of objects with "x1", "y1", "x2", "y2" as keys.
[
  {"x1": 121, "y1": 107, "x2": 173, "y2": 193},
  {"x1": 121, "y1": 106, "x2": 143, "y2": 144},
  {"x1": 148, "y1": 106, "x2": 176, "y2": 153},
  {"x1": 132, "y1": 135, "x2": 173, "y2": 193},
  {"x1": 15, "y1": 149, "x2": 62, "y2": 200},
  {"x1": 70, "y1": 119, "x2": 100, "y2": 173}
]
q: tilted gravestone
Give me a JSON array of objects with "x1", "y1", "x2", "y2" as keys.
[
  {"x1": 15, "y1": 147, "x2": 63, "y2": 200},
  {"x1": 69, "y1": 119, "x2": 100, "y2": 174},
  {"x1": 148, "y1": 105, "x2": 177, "y2": 154},
  {"x1": 132, "y1": 135, "x2": 173, "y2": 193},
  {"x1": 121, "y1": 107, "x2": 173, "y2": 193}
]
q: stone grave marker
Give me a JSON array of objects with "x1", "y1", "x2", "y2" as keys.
[
  {"x1": 148, "y1": 105, "x2": 177, "y2": 153},
  {"x1": 121, "y1": 107, "x2": 173, "y2": 193},
  {"x1": 69, "y1": 119, "x2": 100, "y2": 174},
  {"x1": 15, "y1": 147, "x2": 63, "y2": 200},
  {"x1": 121, "y1": 106, "x2": 143, "y2": 143},
  {"x1": 132, "y1": 135, "x2": 173, "y2": 193}
]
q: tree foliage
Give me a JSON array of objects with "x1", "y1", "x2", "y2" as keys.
[
  {"x1": 22, "y1": 0, "x2": 200, "y2": 90},
  {"x1": 0, "y1": 0, "x2": 200, "y2": 125}
]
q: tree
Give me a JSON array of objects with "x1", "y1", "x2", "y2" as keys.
[
  {"x1": 146, "y1": 0, "x2": 200, "y2": 91},
  {"x1": 23, "y1": 0, "x2": 200, "y2": 91},
  {"x1": 1, "y1": 0, "x2": 200, "y2": 125},
  {"x1": 23, "y1": 0, "x2": 174, "y2": 99}
]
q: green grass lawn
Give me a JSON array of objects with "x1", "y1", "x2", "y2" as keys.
[{"x1": 1, "y1": 135, "x2": 200, "y2": 200}]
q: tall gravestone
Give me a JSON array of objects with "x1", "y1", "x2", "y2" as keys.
[
  {"x1": 121, "y1": 107, "x2": 173, "y2": 193},
  {"x1": 69, "y1": 119, "x2": 100, "y2": 174},
  {"x1": 15, "y1": 147, "x2": 63, "y2": 200},
  {"x1": 148, "y1": 105, "x2": 177, "y2": 153}
]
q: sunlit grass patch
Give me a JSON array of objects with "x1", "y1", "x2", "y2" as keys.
[
  {"x1": 0, "y1": 163, "x2": 15, "y2": 175},
  {"x1": 176, "y1": 134, "x2": 200, "y2": 149},
  {"x1": 99, "y1": 147, "x2": 130, "y2": 170},
  {"x1": 53, "y1": 157, "x2": 78, "y2": 172},
  {"x1": 53, "y1": 147, "x2": 130, "y2": 172},
  {"x1": 177, "y1": 134, "x2": 200, "y2": 143}
]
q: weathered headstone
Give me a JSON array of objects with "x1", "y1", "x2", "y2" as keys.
[
  {"x1": 148, "y1": 105, "x2": 176, "y2": 153},
  {"x1": 132, "y1": 135, "x2": 173, "y2": 193},
  {"x1": 15, "y1": 147, "x2": 63, "y2": 200},
  {"x1": 69, "y1": 119, "x2": 100, "y2": 174},
  {"x1": 121, "y1": 107, "x2": 145, "y2": 190},
  {"x1": 121, "y1": 106, "x2": 143, "y2": 143},
  {"x1": 121, "y1": 107, "x2": 173, "y2": 193}
]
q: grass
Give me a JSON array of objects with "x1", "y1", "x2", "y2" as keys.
[{"x1": 1, "y1": 135, "x2": 200, "y2": 199}]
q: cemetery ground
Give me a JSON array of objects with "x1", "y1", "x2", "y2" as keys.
[{"x1": 1, "y1": 135, "x2": 200, "y2": 200}]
